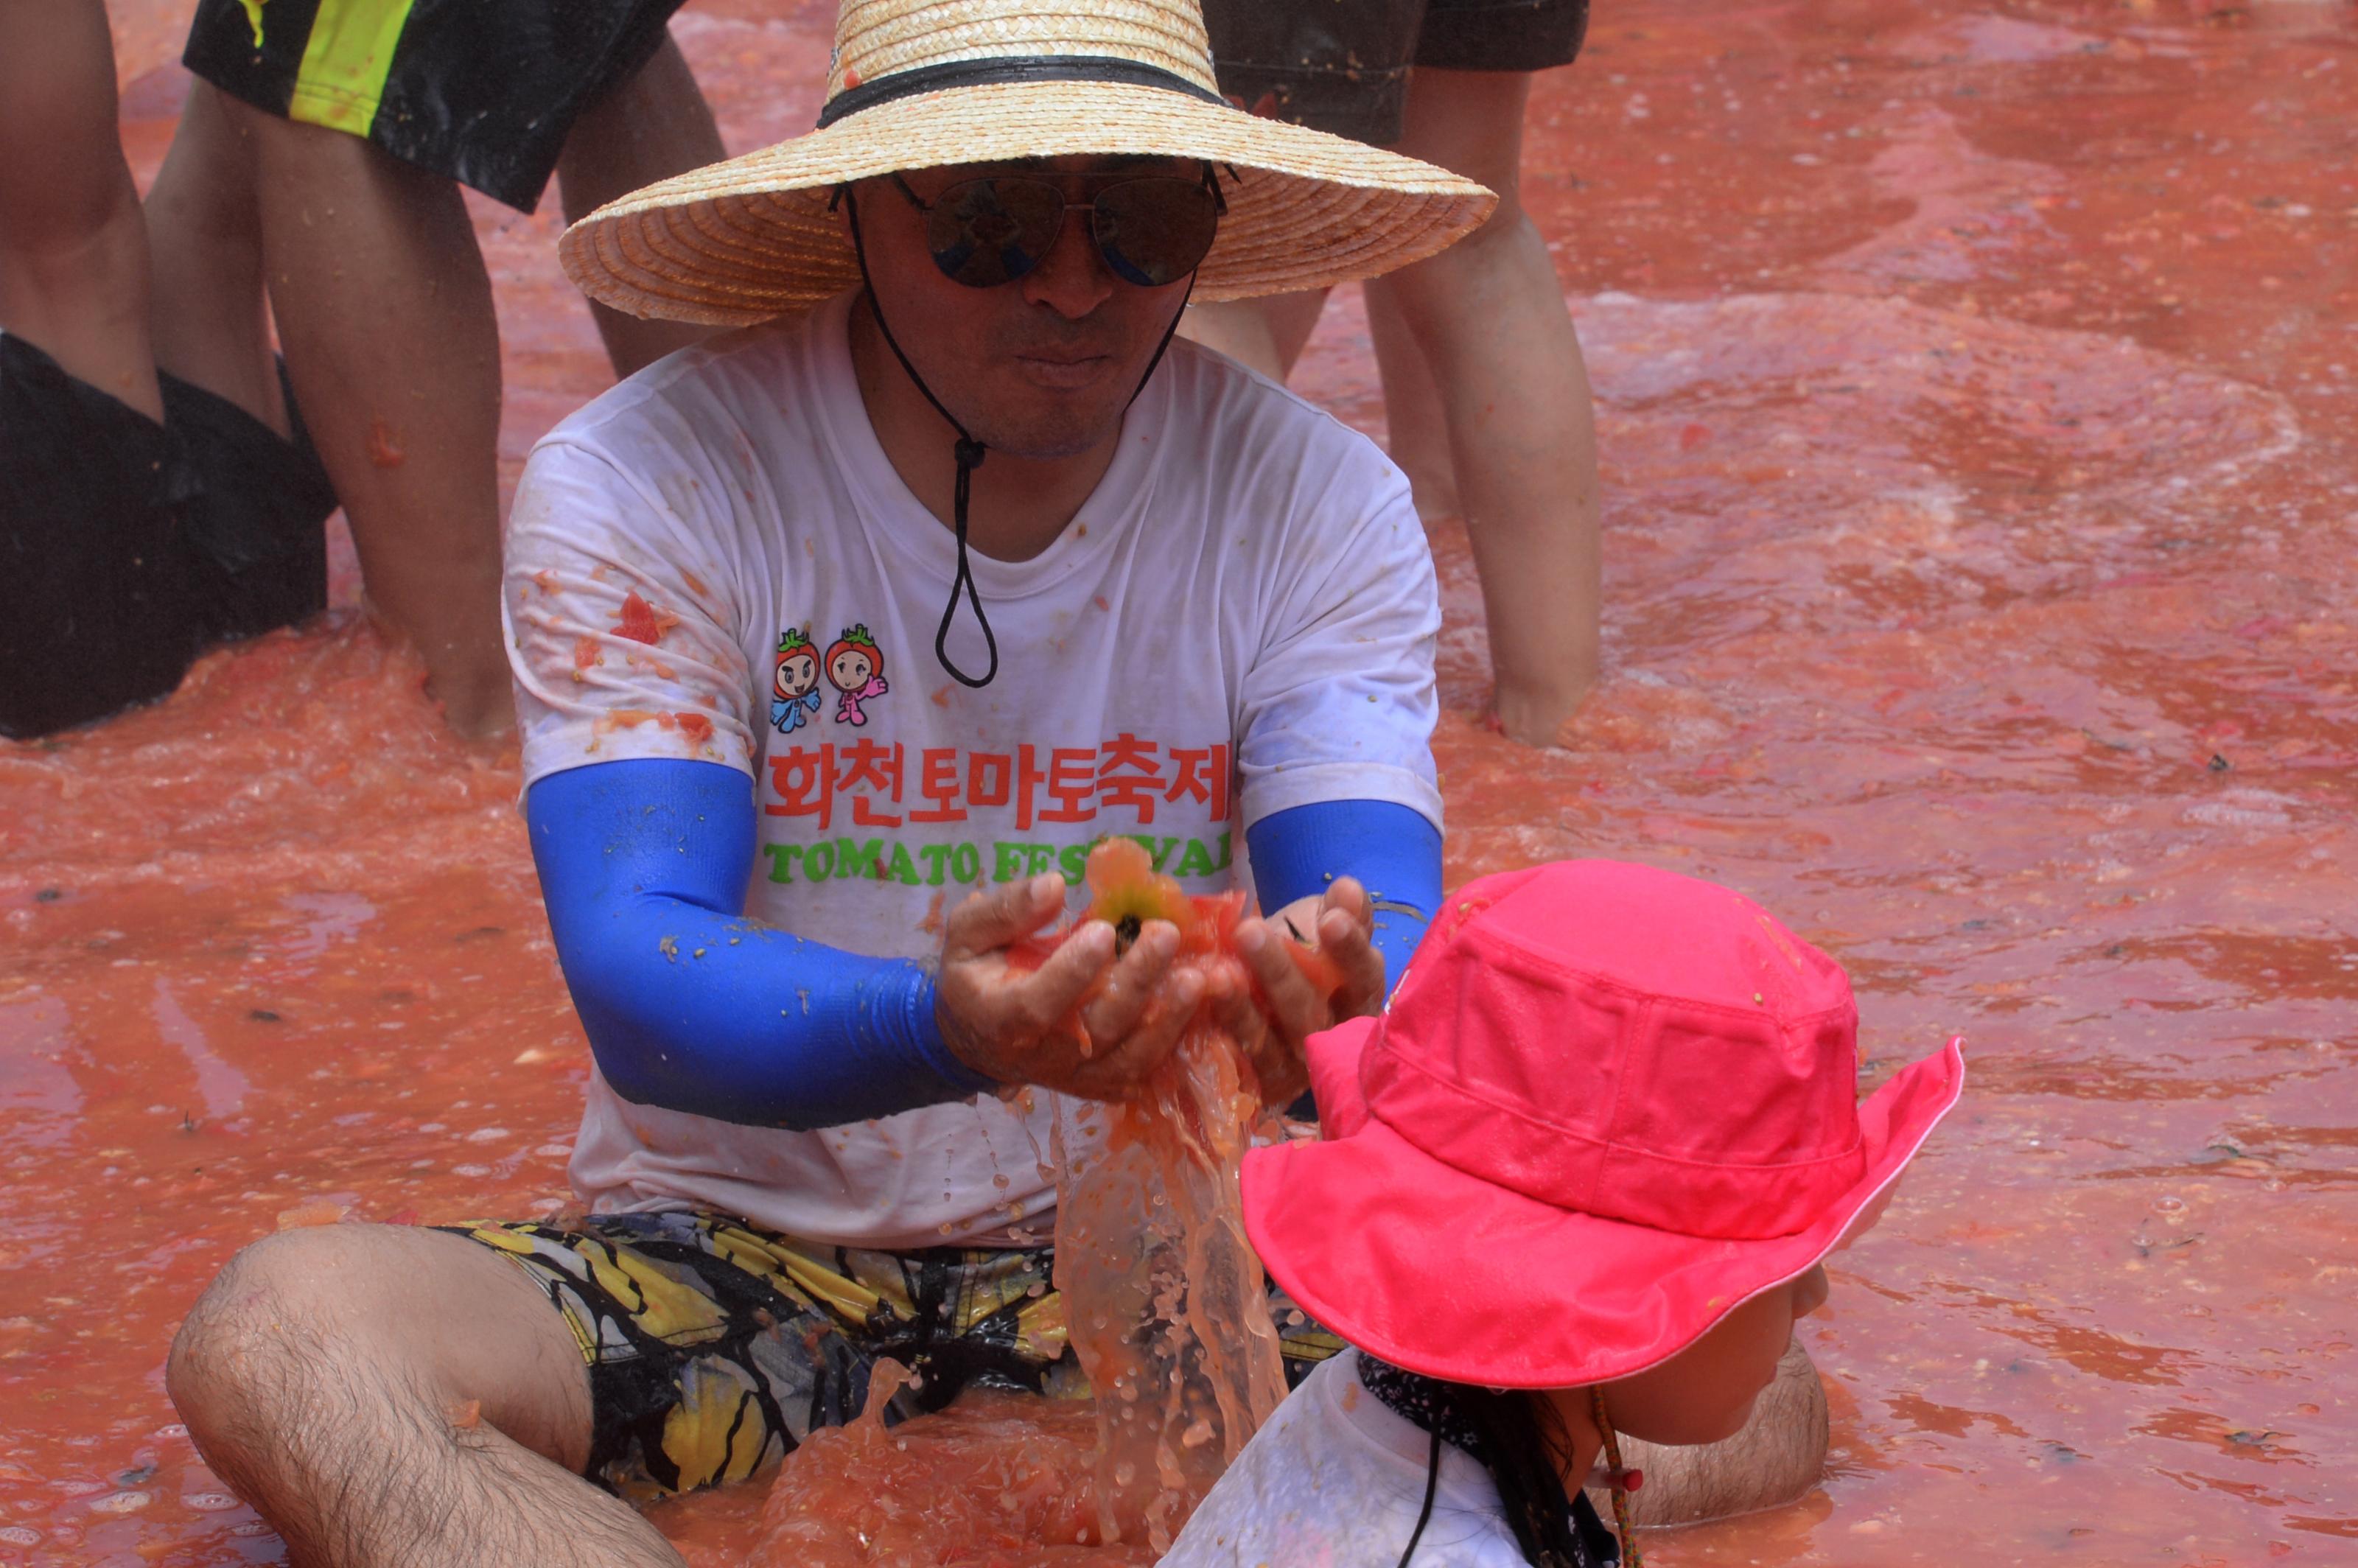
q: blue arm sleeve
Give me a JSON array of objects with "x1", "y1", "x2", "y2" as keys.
[
  {"x1": 1245, "y1": 799, "x2": 1441, "y2": 998},
  {"x1": 525, "y1": 757, "x2": 993, "y2": 1130}
]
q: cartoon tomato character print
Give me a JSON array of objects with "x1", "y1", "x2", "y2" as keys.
[
  {"x1": 770, "y1": 627, "x2": 823, "y2": 735},
  {"x1": 825, "y1": 624, "x2": 889, "y2": 727}
]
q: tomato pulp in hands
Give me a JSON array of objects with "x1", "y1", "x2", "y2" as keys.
[{"x1": 1006, "y1": 840, "x2": 1343, "y2": 1104}]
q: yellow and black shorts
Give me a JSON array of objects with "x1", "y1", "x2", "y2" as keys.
[
  {"x1": 182, "y1": 0, "x2": 686, "y2": 211},
  {"x1": 444, "y1": 1212, "x2": 1346, "y2": 1500}
]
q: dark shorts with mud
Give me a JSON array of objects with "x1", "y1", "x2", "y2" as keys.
[
  {"x1": 181, "y1": 0, "x2": 688, "y2": 212},
  {"x1": 1202, "y1": 0, "x2": 1590, "y2": 144},
  {"x1": 0, "y1": 333, "x2": 335, "y2": 740},
  {"x1": 446, "y1": 1212, "x2": 1346, "y2": 1500}
]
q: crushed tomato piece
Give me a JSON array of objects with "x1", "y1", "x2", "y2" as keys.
[{"x1": 612, "y1": 592, "x2": 680, "y2": 645}]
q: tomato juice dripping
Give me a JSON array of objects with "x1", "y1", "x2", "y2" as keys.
[
  {"x1": 746, "y1": 842, "x2": 1333, "y2": 1563},
  {"x1": 1039, "y1": 841, "x2": 1333, "y2": 1554},
  {"x1": 7, "y1": 1, "x2": 2357, "y2": 1564}
]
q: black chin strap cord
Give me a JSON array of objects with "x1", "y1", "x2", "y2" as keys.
[
  {"x1": 1396, "y1": 1422, "x2": 1444, "y2": 1568},
  {"x1": 843, "y1": 186, "x2": 996, "y2": 689},
  {"x1": 839, "y1": 183, "x2": 1198, "y2": 690}
]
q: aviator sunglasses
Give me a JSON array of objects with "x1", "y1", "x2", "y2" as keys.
[{"x1": 885, "y1": 165, "x2": 1227, "y2": 290}]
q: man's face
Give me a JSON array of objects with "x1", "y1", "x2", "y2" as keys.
[{"x1": 848, "y1": 155, "x2": 1204, "y2": 461}]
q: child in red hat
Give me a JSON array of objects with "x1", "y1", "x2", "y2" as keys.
[{"x1": 1163, "y1": 858, "x2": 1965, "y2": 1568}]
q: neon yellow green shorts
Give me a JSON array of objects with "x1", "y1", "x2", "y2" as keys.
[{"x1": 180, "y1": 0, "x2": 683, "y2": 211}]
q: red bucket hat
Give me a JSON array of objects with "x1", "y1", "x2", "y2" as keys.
[{"x1": 1243, "y1": 859, "x2": 1965, "y2": 1389}]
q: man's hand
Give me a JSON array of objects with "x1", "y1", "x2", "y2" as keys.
[
  {"x1": 935, "y1": 874, "x2": 1206, "y2": 1102},
  {"x1": 1208, "y1": 876, "x2": 1385, "y2": 1106}
]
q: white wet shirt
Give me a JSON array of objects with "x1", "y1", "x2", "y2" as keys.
[
  {"x1": 1161, "y1": 1351, "x2": 1532, "y2": 1568},
  {"x1": 503, "y1": 290, "x2": 1441, "y2": 1249}
]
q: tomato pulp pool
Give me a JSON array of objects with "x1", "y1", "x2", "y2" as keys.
[{"x1": 4, "y1": 1, "x2": 2356, "y2": 1563}]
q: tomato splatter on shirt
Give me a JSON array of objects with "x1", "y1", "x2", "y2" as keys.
[
  {"x1": 613, "y1": 592, "x2": 679, "y2": 645},
  {"x1": 595, "y1": 710, "x2": 660, "y2": 736}
]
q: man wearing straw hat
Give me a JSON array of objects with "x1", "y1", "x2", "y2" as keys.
[{"x1": 167, "y1": 1, "x2": 1826, "y2": 1559}]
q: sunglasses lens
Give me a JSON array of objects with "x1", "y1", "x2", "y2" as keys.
[
  {"x1": 1091, "y1": 178, "x2": 1220, "y2": 288},
  {"x1": 926, "y1": 178, "x2": 1066, "y2": 288}
]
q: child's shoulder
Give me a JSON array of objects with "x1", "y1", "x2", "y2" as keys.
[{"x1": 1160, "y1": 1356, "x2": 1528, "y2": 1567}]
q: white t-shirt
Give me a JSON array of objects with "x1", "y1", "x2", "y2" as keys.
[
  {"x1": 1161, "y1": 1351, "x2": 1530, "y2": 1568},
  {"x1": 503, "y1": 290, "x2": 1441, "y2": 1248}
]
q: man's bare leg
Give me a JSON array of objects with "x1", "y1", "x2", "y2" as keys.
[
  {"x1": 1385, "y1": 69, "x2": 1602, "y2": 744},
  {"x1": 556, "y1": 32, "x2": 727, "y2": 379},
  {"x1": 169, "y1": 1223, "x2": 684, "y2": 1568},
  {"x1": 224, "y1": 97, "x2": 511, "y2": 736},
  {"x1": 0, "y1": 0, "x2": 163, "y2": 422},
  {"x1": 1362, "y1": 279, "x2": 1461, "y2": 521},
  {"x1": 144, "y1": 81, "x2": 287, "y2": 435},
  {"x1": 1586, "y1": 1336, "x2": 1831, "y2": 1527}
]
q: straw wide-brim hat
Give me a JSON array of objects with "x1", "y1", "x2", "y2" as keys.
[{"x1": 559, "y1": 0, "x2": 1500, "y2": 325}]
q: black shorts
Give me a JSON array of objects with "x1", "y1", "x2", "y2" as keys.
[
  {"x1": 1203, "y1": 0, "x2": 1590, "y2": 144},
  {"x1": 181, "y1": 0, "x2": 688, "y2": 212},
  {"x1": 0, "y1": 334, "x2": 335, "y2": 739}
]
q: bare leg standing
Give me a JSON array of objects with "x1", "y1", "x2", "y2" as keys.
[
  {"x1": 1383, "y1": 69, "x2": 1600, "y2": 743},
  {"x1": 145, "y1": 80, "x2": 289, "y2": 435},
  {"x1": 1178, "y1": 71, "x2": 1598, "y2": 741},
  {"x1": 1362, "y1": 278, "x2": 1460, "y2": 521},
  {"x1": 202, "y1": 29, "x2": 729, "y2": 736},
  {"x1": 556, "y1": 32, "x2": 727, "y2": 379},
  {"x1": 225, "y1": 96, "x2": 513, "y2": 737},
  {"x1": 0, "y1": 0, "x2": 162, "y2": 423}
]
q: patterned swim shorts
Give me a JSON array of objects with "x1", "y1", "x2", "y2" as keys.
[{"x1": 444, "y1": 1213, "x2": 1346, "y2": 1499}]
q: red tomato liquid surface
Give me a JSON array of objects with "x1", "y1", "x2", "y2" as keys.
[{"x1": 6, "y1": 1, "x2": 2356, "y2": 1564}]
